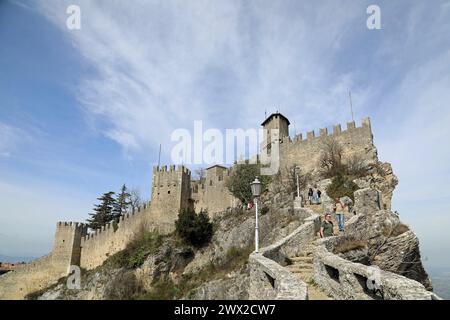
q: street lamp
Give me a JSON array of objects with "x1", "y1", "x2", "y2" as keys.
[
  {"x1": 295, "y1": 166, "x2": 300, "y2": 198},
  {"x1": 251, "y1": 177, "x2": 262, "y2": 253}
]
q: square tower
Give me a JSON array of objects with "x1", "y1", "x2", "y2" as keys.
[
  {"x1": 260, "y1": 112, "x2": 290, "y2": 158},
  {"x1": 52, "y1": 222, "x2": 88, "y2": 271},
  {"x1": 150, "y1": 165, "x2": 192, "y2": 227}
]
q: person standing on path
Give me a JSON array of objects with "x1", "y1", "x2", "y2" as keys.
[{"x1": 334, "y1": 197, "x2": 347, "y2": 232}]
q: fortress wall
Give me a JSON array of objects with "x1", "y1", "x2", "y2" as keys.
[
  {"x1": 80, "y1": 203, "x2": 158, "y2": 270},
  {"x1": 191, "y1": 167, "x2": 238, "y2": 216},
  {"x1": 0, "y1": 222, "x2": 88, "y2": 299},
  {"x1": 0, "y1": 255, "x2": 64, "y2": 300},
  {"x1": 279, "y1": 118, "x2": 377, "y2": 175}
]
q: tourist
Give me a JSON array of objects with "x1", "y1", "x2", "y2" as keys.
[
  {"x1": 317, "y1": 189, "x2": 322, "y2": 204},
  {"x1": 334, "y1": 197, "x2": 347, "y2": 232},
  {"x1": 308, "y1": 188, "x2": 313, "y2": 205},
  {"x1": 320, "y1": 213, "x2": 335, "y2": 238}
]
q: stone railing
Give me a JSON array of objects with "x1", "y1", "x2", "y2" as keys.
[
  {"x1": 313, "y1": 237, "x2": 438, "y2": 300},
  {"x1": 248, "y1": 208, "x2": 320, "y2": 300}
]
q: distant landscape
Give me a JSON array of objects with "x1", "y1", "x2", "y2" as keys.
[
  {"x1": 0, "y1": 254, "x2": 35, "y2": 264},
  {"x1": 427, "y1": 266, "x2": 450, "y2": 300}
]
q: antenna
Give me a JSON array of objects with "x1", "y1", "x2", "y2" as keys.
[
  {"x1": 158, "y1": 143, "x2": 161, "y2": 167},
  {"x1": 157, "y1": 143, "x2": 161, "y2": 194},
  {"x1": 349, "y1": 90, "x2": 354, "y2": 122}
]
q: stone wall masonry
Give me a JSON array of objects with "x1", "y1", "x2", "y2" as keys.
[
  {"x1": 313, "y1": 237, "x2": 436, "y2": 300},
  {"x1": 249, "y1": 253, "x2": 307, "y2": 300},
  {"x1": 191, "y1": 167, "x2": 239, "y2": 217},
  {"x1": 260, "y1": 210, "x2": 320, "y2": 264},
  {"x1": 150, "y1": 165, "x2": 191, "y2": 225},
  {"x1": 0, "y1": 255, "x2": 63, "y2": 300},
  {"x1": 80, "y1": 202, "x2": 165, "y2": 270},
  {"x1": 278, "y1": 118, "x2": 377, "y2": 174},
  {"x1": 248, "y1": 208, "x2": 319, "y2": 300}
]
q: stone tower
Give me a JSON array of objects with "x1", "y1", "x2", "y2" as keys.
[
  {"x1": 150, "y1": 165, "x2": 192, "y2": 231},
  {"x1": 261, "y1": 112, "x2": 290, "y2": 159},
  {"x1": 51, "y1": 222, "x2": 88, "y2": 271}
]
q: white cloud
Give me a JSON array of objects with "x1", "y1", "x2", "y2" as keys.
[
  {"x1": 34, "y1": 0, "x2": 369, "y2": 159},
  {"x1": 0, "y1": 122, "x2": 29, "y2": 157}
]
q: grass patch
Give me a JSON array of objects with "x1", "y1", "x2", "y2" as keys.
[
  {"x1": 106, "y1": 230, "x2": 164, "y2": 269},
  {"x1": 333, "y1": 240, "x2": 367, "y2": 254}
]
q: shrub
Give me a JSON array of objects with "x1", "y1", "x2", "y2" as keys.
[
  {"x1": 260, "y1": 205, "x2": 269, "y2": 216},
  {"x1": 175, "y1": 208, "x2": 213, "y2": 248},
  {"x1": 108, "y1": 230, "x2": 163, "y2": 269},
  {"x1": 136, "y1": 276, "x2": 177, "y2": 300},
  {"x1": 326, "y1": 173, "x2": 360, "y2": 202},
  {"x1": 319, "y1": 137, "x2": 345, "y2": 178}
]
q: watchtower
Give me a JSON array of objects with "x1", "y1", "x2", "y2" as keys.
[
  {"x1": 261, "y1": 112, "x2": 290, "y2": 158},
  {"x1": 150, "y1": 165, "x2": 192, "y2": 227},
  {"x1": 51, "y1": 222, "x2": 88, "y2": 271}
]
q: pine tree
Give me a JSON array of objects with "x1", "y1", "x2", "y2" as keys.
[
  {"x1": 113, "y1": 184, "x2": 131, "y2": 219},
  {"x1": 86, "y1": 191, "x2": 116, "y2": 230}
]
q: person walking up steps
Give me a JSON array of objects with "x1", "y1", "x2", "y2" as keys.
[
  {"x1": 320, "y1": 213, "x2": 336, "y2": 238},
  {"x1": 313, "y1": 187, "x2": 319, "y2": 205},
  {"x1": 334, "y1": 197, "x2": 347, "y2": 232},
  {"x1": 308, "y1": 188, "x2": 313, "y2": 205}
]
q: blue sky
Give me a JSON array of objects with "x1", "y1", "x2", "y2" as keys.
[{"x1": 0, "y1": 0, "x2": 449, "y2": 269}]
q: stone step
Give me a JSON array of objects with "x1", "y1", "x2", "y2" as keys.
[
  {"x1": 290, "y1": 256, "x2": 313, "y2": 263},
  {"x1": 289, "y1": 269, "x2": 313, "y2": 276}
]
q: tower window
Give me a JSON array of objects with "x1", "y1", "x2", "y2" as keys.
[{"x1": 168, "y1": 191, "x2": 171, "y2": 194}]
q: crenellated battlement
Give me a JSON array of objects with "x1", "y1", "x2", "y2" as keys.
[
  {"x1": 56, "y1": 221, "x2": 87, "y2": 230},
  {"x1": 81, "y1": 201, "x2": 151, "y2": 242},
  {"x1": 153, "y1": 165, "x2": 191, "y2": 175},
  {"x1": 288, "y1": 117, "x2": 371, "y2": 144}
]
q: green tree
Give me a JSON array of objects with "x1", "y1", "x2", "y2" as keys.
[
  {"x1": 113, "y1": 184, "x2": 131, "y2": 219},
  {"x1": 175, "y1": 208, "x2": 213, "y2": 248},
  {"x1": 226, "y1": 163, "x2": 271, "y2": 204},
  {"x1": 87, "y1": 191, "x2": 116, "y2": 230}
]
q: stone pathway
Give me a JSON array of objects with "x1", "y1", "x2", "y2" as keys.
[
  {"x1": 286, "y1": 245, "x2": 332, "y2": 300},
  {"x1": 303, "y1": 202, "x2": 323, "y2": 213}
]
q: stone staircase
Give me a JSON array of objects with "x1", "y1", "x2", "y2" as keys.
[
  {"x1": 303, "y1": 202, "x2": 323, "y2": 214},
  {"x1": 286, "y1": 244, "x2": 332, "y2": 300}
]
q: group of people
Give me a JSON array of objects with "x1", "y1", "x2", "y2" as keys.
[
  {"x1": 307, "y1": 187, "x2": 322, "y2": 205},
  {"x1": 319, "y1": 197, "x2": 349, "y2": 238}
]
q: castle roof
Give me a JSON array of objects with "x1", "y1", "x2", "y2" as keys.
[
  {"x1": 206, "y1": 164, "x2": 228, "y2": 171},
  {"x1": 261, "y1": 112, "x2": 290, "y2": 126}
]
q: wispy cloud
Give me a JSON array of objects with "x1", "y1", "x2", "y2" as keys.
[
  {"x1": 0, "y1": 122, "x2": 30, "y2": 158},
  {"x1": 34, "y1": 0, "x2": 371, "y2": 159}
]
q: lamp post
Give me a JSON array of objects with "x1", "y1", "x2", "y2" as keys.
[
  {"x1": 295, "y1": 166, "x2": 300, "y2": 198},
  {"x1": 251, "y1": 177, "x2": 262, "y2": 253}
]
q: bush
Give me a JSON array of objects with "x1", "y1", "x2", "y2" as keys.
[
  {"x1": 175, "y1": 208, "x2": 213, "y2": 248},
  {"x1": 108, "y1": 230, "x2": 163, "y2": 269},
  {"x1": 136, "y1": 276, "x2": 177, "y2": 300},
  {"x1": 326, "y1": 173, "x2": 360, "y2": 202}
]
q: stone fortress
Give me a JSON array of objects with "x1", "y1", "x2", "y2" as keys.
[{"x1": 0, "y1": 113, "x2": 396, "y2": 299}]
